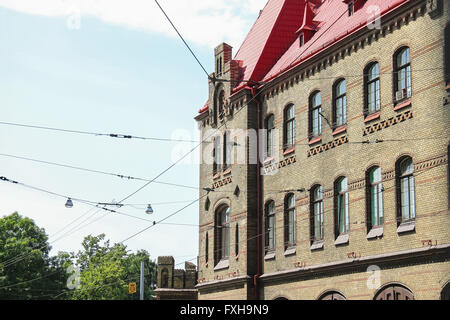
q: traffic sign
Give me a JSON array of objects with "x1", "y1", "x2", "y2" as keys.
[{"x1": 129, "y1": 282, "x2": 137, "y2": 294}]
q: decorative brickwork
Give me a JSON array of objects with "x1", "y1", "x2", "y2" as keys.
[
  {"x1": 263, "y1": 155, "x2": 297, "y2": 174},
  {"x1": 363, "y1": 110, "x2": 413, "y2": 136},
  {"x1": 212, "y1": 176, "x2": 232, "y2": 189},
  {"x1": 307, "y1": 135, "x2": 349, "y2": 157}
]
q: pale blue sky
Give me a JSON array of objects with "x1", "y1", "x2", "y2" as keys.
[{"x1": 0, "y1": 2, "x2": 265, "y2": 266}]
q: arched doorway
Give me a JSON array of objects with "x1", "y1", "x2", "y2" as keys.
[
  {"x1": 374, "y1": 284, "x2": 414, "y2": 300},
  {"x1": 441, "y1": 282, "x2": 450, "y2": 300},
  {"x1": 318, "y1": 291, "x2": 346, "y2": 300}
]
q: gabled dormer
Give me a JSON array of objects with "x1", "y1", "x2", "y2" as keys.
[
  {"x1": 296, "y1": 0, "x2": 321, "y2": 48},
  {"x1": 342, "y1": 0, "x2": 366, "y2": 17}
]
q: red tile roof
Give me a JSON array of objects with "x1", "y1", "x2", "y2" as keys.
[
  {"x1": 198, "y1": 0, "x2": 408, "y2": 114},
  {"x1": 262, "y1": 0, "x2": 407, "y2": 83}
]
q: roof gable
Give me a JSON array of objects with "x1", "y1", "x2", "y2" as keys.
[{"x1": 233, "y1": 0, "x2": 306, "y2": 86}]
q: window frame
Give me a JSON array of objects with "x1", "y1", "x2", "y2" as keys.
[
  {"x1": 215, "y1": 206, "x2": 230, "y2": 264},
  {"x1": 365, "y1": 62, "x2": 381, "y2": 116},
  {"x1": 396, "y1": 157, "x2": 416, "y2": 224},
  {"x1": 335, "y1": 177, "x2": 349, "y2": 237},
  {"x1": 283, "y1": 105, "x2": 295, "y2": 150},
  {"x1": 310, "y1": 185, "x2": 324, "y2": 243},
  {"x1": 223, "y1": 130, "x2": 232, "y2": 170},
  {"x1": 309, "y1": 91, "x2": 322, "y2": 139},
  {"x1": 333, "y1": 79, "x2": 347, "y2": 129},
  {"x1": 265, "y1": 201, "x2": 276, "y2": 253},
  {"x1": 394, "y1": 47, "x2": 412, "y2": 102},
  {"x1": 265, "y1": 114, "x2": 275, "y2": 158},
  {"x1": 348, "y1": 1, "x2": 354, "y2": 17},
  {"x1": 212, "y1": 136, "x2": 222, "y2": 176},
  {"x1": 284, "y1": 194, "x2": 296, "y2": 249},
  {"x1": 366, "y1": 167, "x2": 384, "y2": 230}
]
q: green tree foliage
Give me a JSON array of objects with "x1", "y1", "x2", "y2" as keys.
[
  {"x1": 0, "y1": 213, "x2": 157, "y2": 300},
  {"x1": 63, "y1": 234, "x2": 157, "y2": 300},
  {"x1": 0, "y1": 212, "x2": 70, "y2": 299}
]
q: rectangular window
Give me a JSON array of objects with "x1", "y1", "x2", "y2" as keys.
[
  {"x1": 337, "y1": 193, "x2": 349, "y2": 234},
  {"x1": 314, "y1": 201, "x2": 324, "y2": 240},
  {"x1": 348, "y1": 2, "x2": 354, "y2": 16},
  {"x1": 401, "y1": 176, "x2": 415, "y2": 221},
  {"x1": 268, "y1": 215, "x2": 275, "y2": 250},
  {"x1": 370, "y1": 184, "x2": 384, "y2": 226}
]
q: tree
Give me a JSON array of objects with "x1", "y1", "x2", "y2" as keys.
[
  {"x1": 0, "y1": 212, "x2": 69, "y2": 300},
  {"x1": 67, "y1": 234, "x2": 157, "y2": 300},
  {"x1": 0, "y1": 213, "x2": 157, "y2": 300}
]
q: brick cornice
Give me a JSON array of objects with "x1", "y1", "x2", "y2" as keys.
[
  {"x1": 195, "y1": 275, "x2": 251, "y2": 291},
  {"x1": 260, "y1": 243, "x2": 450, "y2": 284}
]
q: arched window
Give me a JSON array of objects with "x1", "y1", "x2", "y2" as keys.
[
  {"x1": 265, "y1": 114, "x2": 275, "y2": 158},
  {"x1": 365, "y1": 62, "x2": 381, "y2": 115},
  {"x1": 375, "y1": 284, "x2": 414, "y2": 300},
  {"x1": 218, "y1": 90, "x2": 225, "y2": 120},
  {"x1": 319, "y1": 291, "x2": 346, "y2": 300},
  {"x1": 367, "y1": 167, "x2": 384, "y2": 230},
  {"x1": 445, "y1": 24, "x2": 450, "y2": 85},
  {"x1": 309, "y1": 91, "x2": 322, "y2": 138},
  {"x1": 215, "y1": 206, "x2": 230, "y2": 264},
  {"x1": 310, "y1": 185, "x2": 324, "y2": 243},
  {"x1": 396, "y1": 157, "x2": 415, "y2": 224},
  {"x1": 205, "y1": 232, "x2": 209, "y2": 264},
  {"x1": 441, "y1": 281, "x2": 450, "y2": 300},
  {"x1": 284, "y1": 194, "x2": 296, "y2": 249},
  {"x1": 212, "y1": 136, "x2": 222, "y2": 175},
  {"x1": 161, "y1": 268, "x2": 169, "y2": 288},
  {"x1": 235, "y1": 224, "x2": 239, "y2": 257},
  {"x1": 333, "y1": 79, "x2": 347, "y2": 128},
  {"x1": 205, "y1": 197, "x2": 210, "y2": 211},
  {"x1": 335, "y1": 177, "x2": 349, "y2": 237},
  {"x1": 283, "y1": 105, "x2": 295, "y2": 150},
  {"x1": 223, "y1": 131, "x2": 232, "y2": 169},
  {"x1": 394, "y1": 47, "x2": 412, "y2": 102},
  {"x1": 265, "y1": 201, "x2": 275, "y2": 253}
]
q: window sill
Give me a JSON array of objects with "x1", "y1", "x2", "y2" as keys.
[
  {"x1": 223, "y1": 167, "x2": 231, "y2": 176},
  {"x1": 310, "y1": 241, "x2": 324, "y2": 251},
  {"x1": 332, "y1": 125, "x2": 347, "y2": 136},
  {"x1": 284, "y1": 246, "x2": 296, "y2": 257},
  {"x1": 283, "y1": 147, "x2": 295, "y2": 156},
  {"x1": 308, "y1": 136, "x2": 322, "y2": 146},
  {"x1": 397, "y1": 221, "x2": 415, "y2": 234},
  {"x1": 263, "y1": 157, "x2": 274, "y2": 165},
  {"x1": 264, "y1": 251, "x2": 276, "y2": 261},
  {"x1": 393, "y1": 98, "x2": 411, "y2": 111},
  {"x1": 364, "y1": 111, "x2": 381, "y2": 123},
  {"x1": 213, "y1": 259, "x2": 230, "y2": 271},
  {"x1": 334, "y1": 233, "x2": 349, "y2": 246},
  {"x1": 367, "y1": 226, "x2": 384, "y2": 239}
]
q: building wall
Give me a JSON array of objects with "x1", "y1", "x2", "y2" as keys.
[
  {"x1": 262, "y1": 260, "x2": 450, "y2": 300},
  {"x1": 196, "y1": 0, "x2": 450, "y2": 300},
  {"x1": 197, "y1": 43, "x2": 259, "y2": 300},
  {"x1": 259, "y1": 0, "x2": 449, "y2": 299}
]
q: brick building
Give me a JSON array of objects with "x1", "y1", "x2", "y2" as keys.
[
  {"x1": 154, "y1": 256, "x2": 198, "y2": 300},
  {"x1": 194, "y1": 0, "x2": 449, "y2": 300}
]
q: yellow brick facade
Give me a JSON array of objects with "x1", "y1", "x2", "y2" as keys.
[{"x1": 195, "y1": 0, "x2": 450, "y2": 300}]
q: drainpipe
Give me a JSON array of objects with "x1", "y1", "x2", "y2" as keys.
[{"x1": 250, "y1": 85, "x2": 262, "y2": 300}]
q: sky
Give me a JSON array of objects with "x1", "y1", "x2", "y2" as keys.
[{"x1": 0, "y1": 0, "x2": 267, "y2": 267}]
